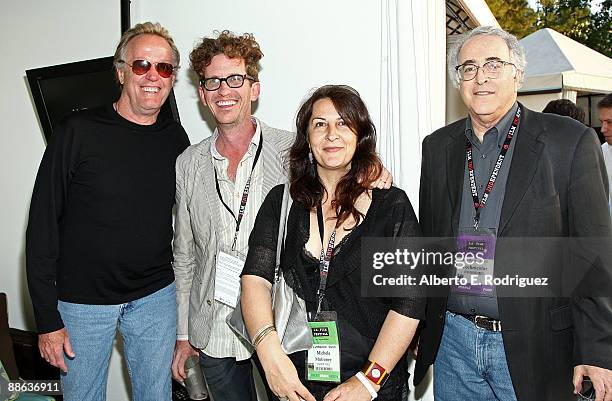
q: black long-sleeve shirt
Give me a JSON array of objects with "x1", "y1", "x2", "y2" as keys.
[{"x1": 26, "y1": 105, "x2": 190, "y2": 333}]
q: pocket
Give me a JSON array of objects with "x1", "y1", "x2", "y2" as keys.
[
  {"x1": 550, "y1": 304, "x2": 573, "y2": 331},
  {"x1": 532, "y1": 191, "x2": 560, "y2": 210}
]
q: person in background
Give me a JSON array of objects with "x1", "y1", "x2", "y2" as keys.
[
  {"x1": 415, "y1": 26, "x2": 612, "y2": 401},
  {"x1": 241, "y1": 85, "x2": 423, "y2": 401},
  {"x1": 26, "y1": 22, "x2": 189, "y2": 401},
  {"x1": 542, "y1": 98, "x2": 586, "y2": 124},
  {"x1": 598, "y1": 93, "x2": 612, "y2": 216}
]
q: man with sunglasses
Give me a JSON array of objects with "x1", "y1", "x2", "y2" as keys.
[
  {"x1": 415, "y1": 26, "x2": 612, "y2": 401},
  {"x1": 26, "y1": 22, "x2": 189, "y2": 401}
]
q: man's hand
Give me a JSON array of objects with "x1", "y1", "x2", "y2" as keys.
[
  {"x1": 38, "y1": 328, "x2": 74, "y2": 373},
  {"x1": 573, "y1": 365, "x2": 612, "y2": 401},
  {"x1": 172, "y1": 340, "x2": 199, "y2": 382},
  {"x1": 372, "y1": 167, "x2": 393, "y2": 189},
  {"x1": 359, "y1": 165, "x2": 393, "y2": 189}
]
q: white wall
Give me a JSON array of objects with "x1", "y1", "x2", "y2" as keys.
[
  {"x1": 446, "y1": 75, "x2": 468, "y2": 124},
  {"x1": 130, "y1": 0, "x2": 383, "y2": 144},
  {"x1": 518, "y1": 92, "x2": 563, "y2": 112},
  {"x1": 0, "y1": 2, "x2": 132, "y2": 400},
  {"x1": 1, "y1": 0, "x2": 120, "y2": 328}
]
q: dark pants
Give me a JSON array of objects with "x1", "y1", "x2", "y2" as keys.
[{"x1": 200, "y1": 354, "x2": 257, "y2": 401}]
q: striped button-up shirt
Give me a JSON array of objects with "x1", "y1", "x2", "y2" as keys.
[{"x1": 202, "y1": 121, "x2": 264, "y2": 359}]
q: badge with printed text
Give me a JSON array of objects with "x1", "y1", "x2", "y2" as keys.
[
  {"x1": 451, "y1": 228, "x2": 496, "y2": 297},
  {"x1": 214, "y1": 250, "x2": 245, "y2": 308},
  {"x1": 306, "y1": 311, "x2": 341, "y2": 383}
]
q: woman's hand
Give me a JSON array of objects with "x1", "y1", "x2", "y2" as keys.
[
  {"x1": 322, "y1": 375, "x2": 377, "y2": 401},
  {"x1": 262, "y1": 351, "x2": 315, "y2": 401}
]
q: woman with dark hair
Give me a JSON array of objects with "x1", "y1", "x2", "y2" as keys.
[{"x1": 240, "y1": 85, "x2": 423, "y2": 401}]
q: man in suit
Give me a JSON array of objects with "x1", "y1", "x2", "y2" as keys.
[
  {"x1": 414, "y1": 26, "x2": 612, "y2": 401},
  {"x1": 599, "y1": 94, "x2": 612, "y2": 215}
]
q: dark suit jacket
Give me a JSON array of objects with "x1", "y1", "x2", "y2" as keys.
[{"x1": 414, "y1": 105, "x2": 612, "y2": 401}]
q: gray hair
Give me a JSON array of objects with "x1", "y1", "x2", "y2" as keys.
[
  {"x1": 447, "y1": 26, "x2": 526, "y2": 88},
  {"x1": 113, "y1": 22, "x2": 180, "y2": 73}
]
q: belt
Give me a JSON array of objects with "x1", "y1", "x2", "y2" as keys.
[{"x1": 458, "y1": 313, "x2": 502, "y2": 332}]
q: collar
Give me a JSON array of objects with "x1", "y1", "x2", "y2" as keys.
[
  {"x1": 211, "y1": 117, "x2": 262, "y2": 160},
  {"x1": 465, "y1": 102, "x2": 519, "y2": 148}
]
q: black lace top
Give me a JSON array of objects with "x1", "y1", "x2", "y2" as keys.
[{"x1": 243, "y1": 184, "x2": 425, "y2": 400}]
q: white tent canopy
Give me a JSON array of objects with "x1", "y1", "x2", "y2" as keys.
[{"x1": 519, "y1": 28, "x2": 612, "y2": 96}]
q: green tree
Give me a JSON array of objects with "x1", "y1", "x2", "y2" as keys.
[
  {"x1": 586, "y1": 0, "x2": 611, "y2": 57},
  {"x1": 485, "y1": 0, "x2": 538, "y2": 38},
  {"x1": 487, "y1": 0, "x2": 611, "y2": 57},
  {"x1": 536, "y1": 0, "x2": 592, "y2": 41}
]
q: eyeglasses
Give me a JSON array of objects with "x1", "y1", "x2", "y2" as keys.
[
  {"x1": 199, "y1": 74, "x2": 256, "y2": 91},
  {"x1": 119, "y1": 59, "x2": 177, "y2": 78},
  {"x1": 455, "y1": 60, "x2": 516, "y2": 81}
]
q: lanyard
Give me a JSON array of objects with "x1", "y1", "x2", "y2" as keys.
[
  {"x1": 214, "y1": 131, "x2": 263, "y2": 251},
  {"x1": 316, "y1": 205, "x2": 336, "y2": 314},
  {"x1": 466, "y1": 106, "x2": 521, "y2": 229}
]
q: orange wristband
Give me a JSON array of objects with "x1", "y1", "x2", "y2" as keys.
[{"x1": 361, "y1": 360, "x2": 389, "y2": 386}]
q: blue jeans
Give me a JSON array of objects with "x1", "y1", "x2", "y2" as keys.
[
  {"x1": 58, "y1": 282, "x2": 177, "y2": 401},
  {"x1": 433, "y1": 311, "x2": 518, "y2": 401},
  {"x1": 199, "y1": 354, "x2": 257, "y2": 401}
]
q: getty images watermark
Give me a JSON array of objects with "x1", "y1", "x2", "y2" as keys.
[
  {"x1": 361, "y1": 237, "x2": 612, "y2": 298},
  {"x1": 371, "y1": 248, "x2": 548, "y2": 287}
]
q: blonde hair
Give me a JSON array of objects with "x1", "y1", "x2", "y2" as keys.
[{"x1": 113, "y1": 22, "x2": 180, "y2": 72}]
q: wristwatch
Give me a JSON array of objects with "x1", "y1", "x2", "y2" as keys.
[{"x1": 361, "y1": 360, "x2": 389, "y2": 387}]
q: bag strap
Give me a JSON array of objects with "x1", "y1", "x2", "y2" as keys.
[{"x1": 274, "y1": 184, "x2": 292, "y2": 281}]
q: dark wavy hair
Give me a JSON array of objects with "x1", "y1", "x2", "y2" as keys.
[{"x1": 290, "y1": 85, "x2": 382, "y2": 227}]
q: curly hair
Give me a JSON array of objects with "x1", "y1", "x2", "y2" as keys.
[
  {"x1": 290, "y1": 85, "x2": 382, "y2": 228},
  {"x1": 190, "y1": 30, "x2": 263, "y2": 80},
  {"x1": 113, "y1": 22, "x2": 180, "y2": 72}
]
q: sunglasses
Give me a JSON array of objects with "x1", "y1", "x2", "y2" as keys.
[{"x1": 119, "y1": 59, "x2": 176, "y2": 78}]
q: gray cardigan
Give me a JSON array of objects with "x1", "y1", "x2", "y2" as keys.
[{"x1": 173, "y1": 118, "x2": 295, "y2": 349}]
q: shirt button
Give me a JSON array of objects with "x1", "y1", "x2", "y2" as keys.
[
  {"x1": 206, "y1": 300, "x2": 212, "y2": 306},
  {"x1": 481, "y1": 154, "x2": 486, "y2": 159}
]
